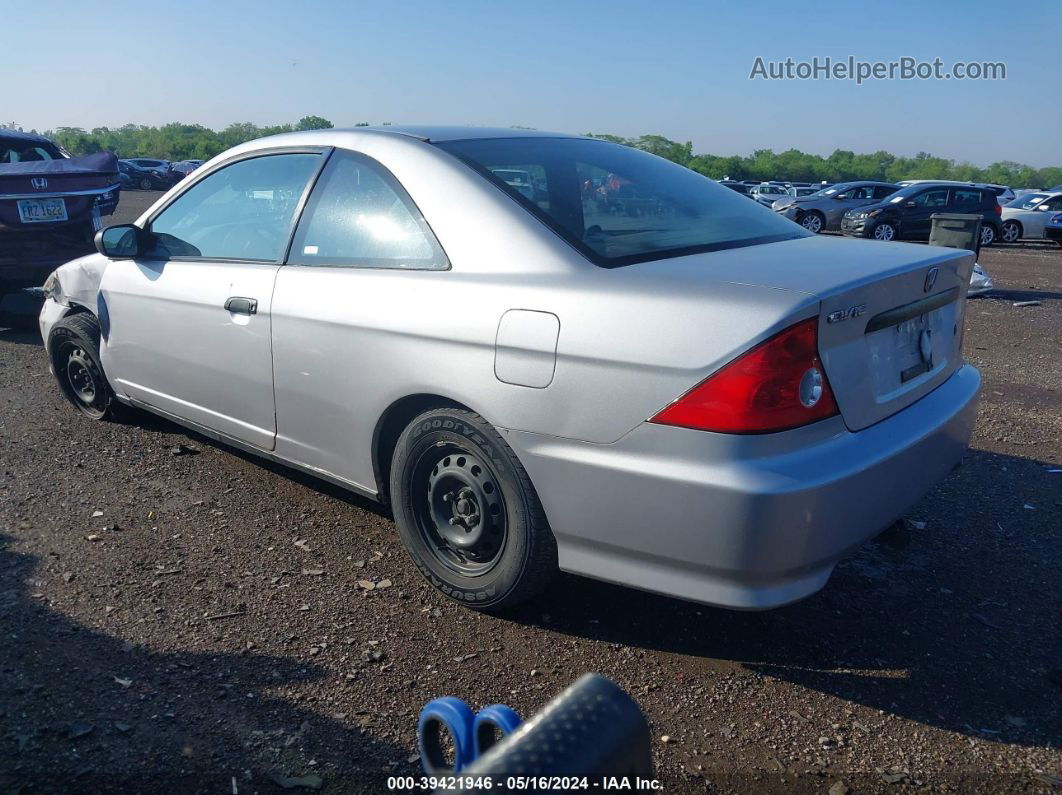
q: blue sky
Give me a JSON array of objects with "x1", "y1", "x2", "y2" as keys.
[{"x1": 4, "y1": 0, "x2": 1058, "y2": 166}]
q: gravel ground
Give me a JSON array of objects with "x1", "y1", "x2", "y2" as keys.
[{"x1": 1, "y1": 193, "x2": 1060, "y2": 793}]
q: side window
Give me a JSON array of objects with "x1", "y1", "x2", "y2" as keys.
[
  {"x1": 873, "y1": 185, "x2": 897, "y2": 199},
  {"x1": 149, "y1": 153, "x2": 320, "y2": 261},
  {"x1": 1041, "y1": 196, "x2": 1062, "y2": 212},
  {"x1": 288, "y1": 151, "x2": 448, "y2": 270},
  {"x1": 953, "y1": 189, "x2": 981, "y2": 207},
  {"x1": 912, "y1": 189, "x2": 948, "y2": 208}
]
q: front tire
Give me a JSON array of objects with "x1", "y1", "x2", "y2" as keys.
[
  {"x1": 799, "y1": 211, "x2": 825, "y2": 234},
  {"x1": 871, "y1": 222, "x2": 896, "y2": 241},
  {"x1": 1001, "y1": 220, "x2": 1022, "y2": 244},
  {"x1": 390, "y1": 407, "x2": 557, "y2": 611},
  {"x1": 48, "y1": 313, "x2": 121, "y2": 420}
]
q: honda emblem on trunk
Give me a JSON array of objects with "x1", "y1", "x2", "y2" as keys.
[
  {"x1": 31, "y1": 177, "x2": 48, "y2": 190},
  {"x1": 923, "y1": 267, "x2": 939, "y2": 293}
]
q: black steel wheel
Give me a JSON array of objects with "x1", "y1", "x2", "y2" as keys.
[
  {"x1": 48, "y1": 313, "x2": 120, "y2": 420},
  {"x1": 419, "y1": 446, "x2": 507, "y2": 576},
  {"x1": 390, "y1": 407, "x2": 557, "y2": 610}
]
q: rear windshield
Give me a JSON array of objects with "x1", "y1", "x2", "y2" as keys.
[
  {"x1": 436, "y1": 137, "x2": 807, "y2": 267},
  {"x1": 0, "y1": 136, "x2": 64, "y2": 164}
]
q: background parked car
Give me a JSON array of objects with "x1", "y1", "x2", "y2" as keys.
[
  {"x1": 897, "y1": 179, "x2": 1015, "y2": 206},
  {"x1": 718, "y1": 180, "x2": 751, "y2": 195},
  {"x1": 168, "y1": 160, "x2": 203, "y2": 180},
  {"x1": 118, "y1": 160, "x2": 172, "y2": 190},
  {"x1": 124, "y1": 157, "x2": 171, "y2": 175},
  {"x1": 1045, "y1": 212, "x2": 1062, "y2": 245},
  {"x1": 841, "y1": 182, "x2": 1003, "y2": 245},
  {"x1": 1000, "y1": 192, "x2": 1062, "y2": 242},
  {"x1": 1, "y1": 130, "x2": 120, "y2": 295},
  {"x1": 747, "y1": 182, "x2": 790, "y2": 207},
  {"x1": 772, "y1": 181, "x2": 898, "y2": 233}
]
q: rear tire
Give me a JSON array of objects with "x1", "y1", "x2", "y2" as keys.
[
  {"x1": 390, "y1": 407, "x2": 557, "y2": 611},
  {"x1": 138, "y1": 177, "x2": 152, "y2": 191},
  {"x1": 980, "y1": 223, "x2": 998, "y2": 247},
  {"x1": 48, "y1": 313, "x2": 122, "y2": 420}
]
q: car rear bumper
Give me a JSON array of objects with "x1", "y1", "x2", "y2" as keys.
[
  {"x1": 0, "y1": 225, "x2": 99, "y2": 291},
  {"x1": 503, "y1": 364, "x2": 980, "y2": 609}
]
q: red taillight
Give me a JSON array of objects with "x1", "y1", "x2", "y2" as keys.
[
  {"x1": 650, "y1": 317, "x2": 839, "y2": 434},
  {"x1": 995, "y1": 203, "x2": 1003, "y2": 216}
]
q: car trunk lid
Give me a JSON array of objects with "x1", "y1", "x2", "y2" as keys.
[
  {"x1": 0, "y1": 152, "x2": 119, "y2": 229},
  {"x1": 631, "y1": 234, "x2": 975, "y2": 431}
]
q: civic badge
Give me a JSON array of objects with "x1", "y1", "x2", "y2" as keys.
[
  {"x1": 31, "y1": 177, "x2": 48, "y2": 190},
  {"x1": 923, "y1": 267, "x2": 939, "y2": 293}
]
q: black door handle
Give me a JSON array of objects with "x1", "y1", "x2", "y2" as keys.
[{"x1": 225, "y1": 297, "x2": 257, "y2": 315}]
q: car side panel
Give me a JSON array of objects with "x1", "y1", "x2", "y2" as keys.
[
  {"x1": 99, "y1": 258, "x2": 281, "y2": 449},
  {"x1": 268, "y1": 264, "x2": 815, "y2": 491}
]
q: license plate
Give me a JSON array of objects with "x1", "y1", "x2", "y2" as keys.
[{"x1": 17, "y1": 198, "x2": 68, "y2": 224}]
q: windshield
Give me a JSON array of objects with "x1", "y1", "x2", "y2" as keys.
[
  {"x1": 1009, "y1": 193, "x2": 1049, "y2": 209},
  {"x1": 809, "y1": 182, "x2": 850, "y2": 198},
  {"x1": 436, "y1": 137, "x2": 807, "y2": 267}
]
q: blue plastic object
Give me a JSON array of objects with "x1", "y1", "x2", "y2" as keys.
[
  {"x1": 473, "y1": 704, "x2": 523, "y2": 757},
  {"x1": 417, "y1": 698, "x2": 523, "y2": 774},
  {"x1": 418, "y1": 697, "x2": 476, "y2": 774}
]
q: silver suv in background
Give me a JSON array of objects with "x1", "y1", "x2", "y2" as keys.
[{"x1": 772, "y1": 181, "x2": 898, "y2": 233}]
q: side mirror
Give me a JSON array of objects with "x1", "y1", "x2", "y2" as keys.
[
  {"x1": 905, "y1": 201, "x2": 917, "y2": 207},
  {"x1": 95, "y1": 224, "x2": 146, "y2": 258}
]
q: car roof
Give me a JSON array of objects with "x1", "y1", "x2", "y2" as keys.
[
  {"x1": 345, "y1": 125, "x2": 583, "y2": 142},
  {"x1": 0, "y1": 129, "x2": 54, "y2": 144}
]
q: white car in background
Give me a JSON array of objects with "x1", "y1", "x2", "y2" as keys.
[{"x1": 1000, "y1": 192, "x2": 1062, "y2": 243}]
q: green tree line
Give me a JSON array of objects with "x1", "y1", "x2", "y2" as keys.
[
  {"x1": 38, "y1": 116, "x2": 339, "y2": 163},
  {"x1": 587, "y1": 133, "x2": 1062, "y2": 189},
  {"x1": 12, "y1": 118, "x2": 1060, "y2": 188}
]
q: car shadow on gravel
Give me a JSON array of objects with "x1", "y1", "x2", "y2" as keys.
[
  {"x1": 0, "y1": 535, "x2": 404, "y2": 793},
  {"x1": 506, "y1": 447, "x2": 1061, "y2": 751}
]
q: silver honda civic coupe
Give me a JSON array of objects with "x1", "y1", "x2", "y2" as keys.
[{"x1": 39, "y1": 127, "x2": 980, "y2": 611}]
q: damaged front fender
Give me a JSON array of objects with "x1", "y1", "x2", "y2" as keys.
[{"x1": 47, "y1": 254, "x2": 109, "y2": 311}]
